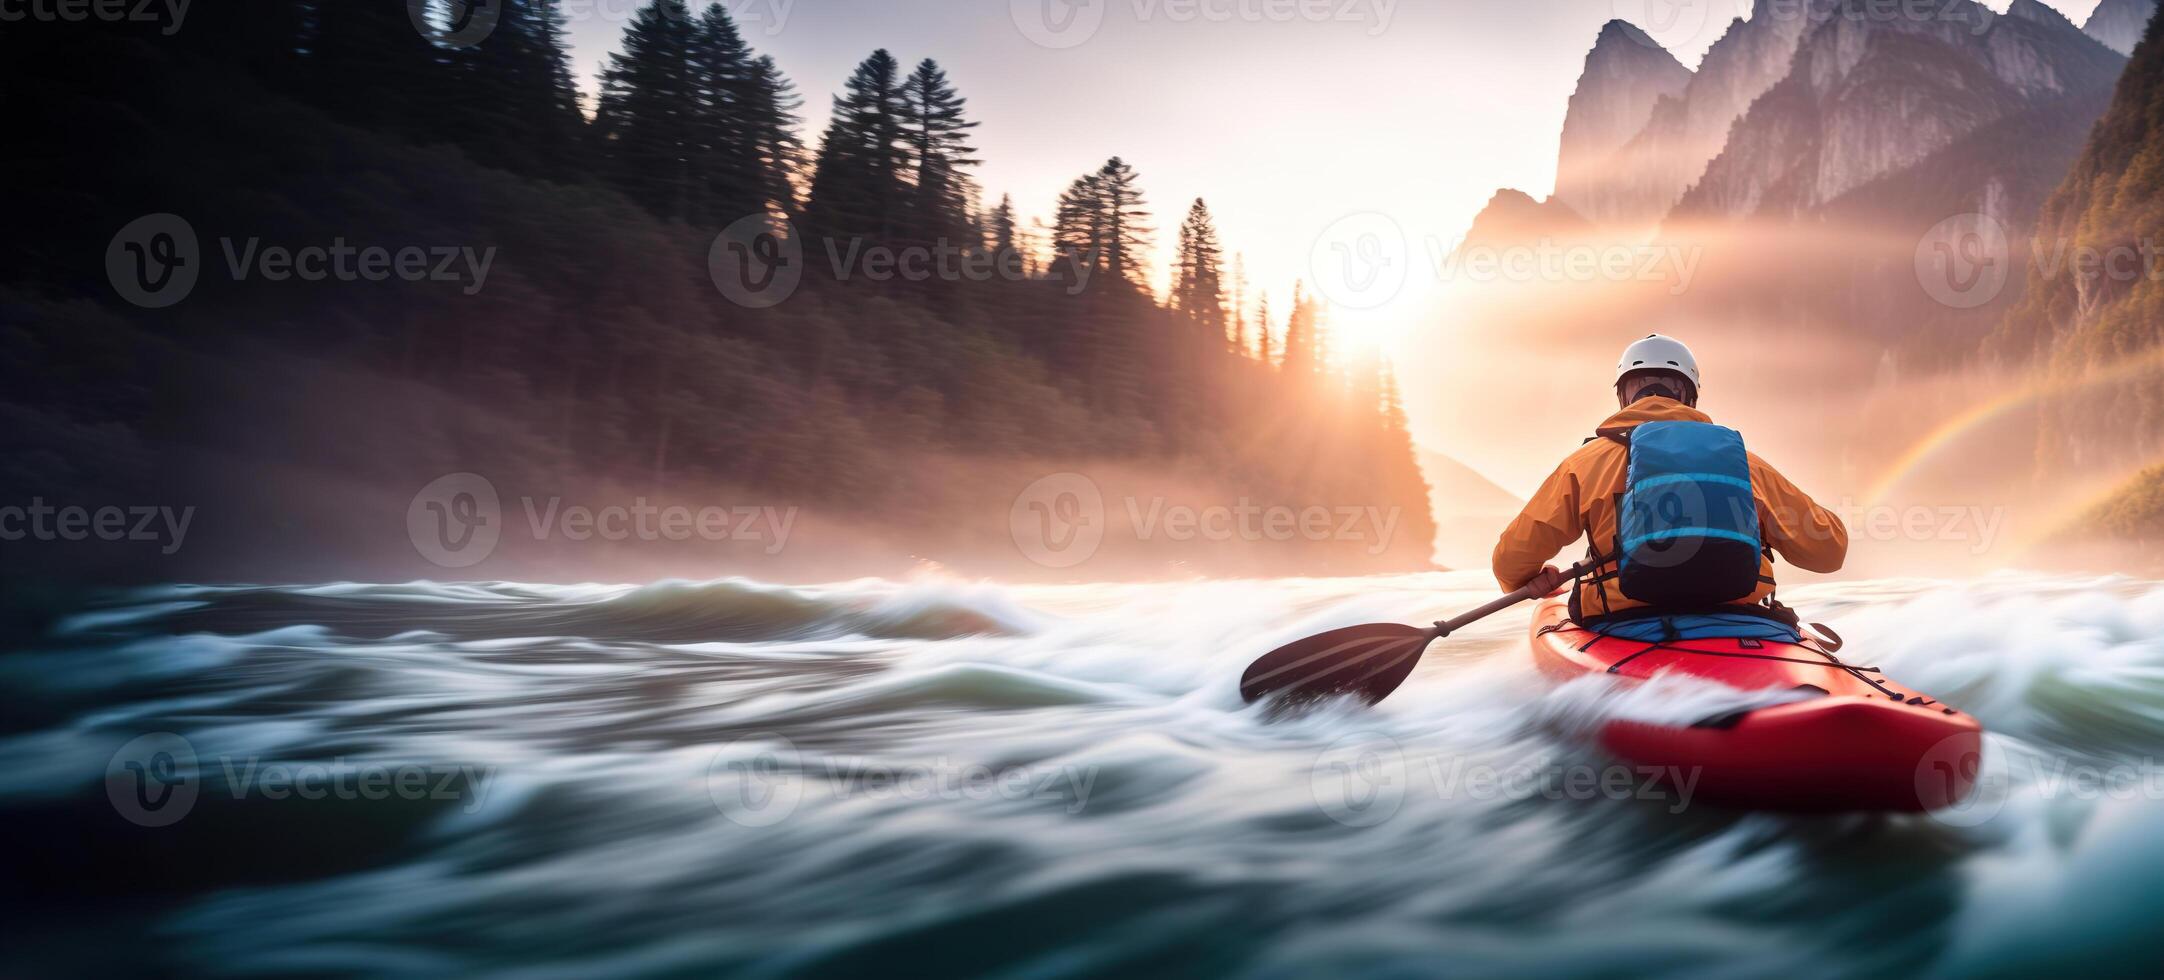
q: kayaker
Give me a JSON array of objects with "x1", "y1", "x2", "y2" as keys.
[{"x1": 1493, "y1": 335, "x2": 1847, "y2": 640}]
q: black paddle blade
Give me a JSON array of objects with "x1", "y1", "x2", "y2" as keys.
[{"x1": 1239, "y1": 624, "x2": 1437, "y2": 707}]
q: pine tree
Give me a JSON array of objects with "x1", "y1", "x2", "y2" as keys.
[
  {"x1": 174, "y1": 0, "x2": 306, "y2": 84},
  {"x1": 1095, "y1": 157, "x2": 1152, "y2": 288},
  {"x1": 1051, "y1": 158, "x2": 1151, "y2": 290},
  {"x1": 1378, "y1": 360, "x2": 1411, "y2": 434},
  {"x1": 741, "y1": 55, "x2": 805, "y2": 216},
  {"x1": 1172, "y1": 198, "x2": 1226, "y2": 335},
  {"x1": 988, "y1": 194, "x2": 1021, "y2": 277},
  {"x1": 1311, "y1": 299, "x2": 1334, "y2": 380},
  {"x1": 804, "y1": 50, "x2": 908, "y2": 245},
  {"x1": 686, "y1": 4, "x2": 755, "y2": 225},
  {"x1": 443, "y1": 0, "x2": 588, "y2": 180},
  {"x1": 1281, "y1": 282, "x2": 1315, "y2": 376},
  {"x1": 8, "y1": 0, "x2": 1450, "y2": 579},
  {"x1": 1053, "y1": 172, "x2": 1108, "y2": 283},
  {"x1": 593, "y1": 0, "x2": 699, "y2": 220},
  {"x1": 900, "y1": 58, "x2": 981, "y2": 244},
  {"x1": 309, "y1": 0, "x2": 447, "y2": 140},
  {"x1": 1230, "y1": 253, "x2": 1249, "y2": 356}
]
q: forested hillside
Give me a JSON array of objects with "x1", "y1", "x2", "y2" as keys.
[
  {"x1": 1996, "y1": 11, "x2": 2164, "y2": 541},
  {"x1": 0, "y1": 1, "x2": 1434, "y2": 585}
]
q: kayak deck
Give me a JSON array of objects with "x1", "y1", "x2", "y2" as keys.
[{"x1": 1530, "y1": 598, "x2": 1982, "y2": 812}]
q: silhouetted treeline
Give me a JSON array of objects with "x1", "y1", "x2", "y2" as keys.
[{"x1": 0, "y1": 1, "x2": 1434, "y2": 584}]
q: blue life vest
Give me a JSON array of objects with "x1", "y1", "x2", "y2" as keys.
[{"x1": 1616, "y1": 421, "x2": 1762, "y2": 606}]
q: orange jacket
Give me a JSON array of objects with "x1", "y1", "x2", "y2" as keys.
[{"x1": 1492, "y1": 398, "x2": 1848, "y2": 616}]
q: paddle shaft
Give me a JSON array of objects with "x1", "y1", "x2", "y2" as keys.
[
  {"x1": 1238, "y1": 558, "x2": 1606, "y2": 705},
  {"x1": 1432, "y1": 558, "x2": 1602, "y2": 638}
]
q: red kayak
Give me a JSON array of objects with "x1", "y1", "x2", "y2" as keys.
[{"x1": 1530, "y1": 598, "x2": 1982, "y2": 812}]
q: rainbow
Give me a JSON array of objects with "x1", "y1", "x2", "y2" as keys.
[{"x1": 1865, "y1": 347, "x2": 2164, "y2": 507}]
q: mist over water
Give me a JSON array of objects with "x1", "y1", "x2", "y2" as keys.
[{"x1": 8, "y1": 572, "x2": 2164, "y2": 976}]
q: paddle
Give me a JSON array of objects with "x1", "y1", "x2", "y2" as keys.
[{"x1": 1239, "y1": 559, "x2": 1600, "y2": 707}]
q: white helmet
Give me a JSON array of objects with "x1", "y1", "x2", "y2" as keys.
[{"x1": 1614, "y1": 334, "x2": 1700, "y2": 391}]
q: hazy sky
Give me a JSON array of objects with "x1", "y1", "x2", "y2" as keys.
[{"x1": 557, "y1": 0, "x2": 2102, "y2": 486}]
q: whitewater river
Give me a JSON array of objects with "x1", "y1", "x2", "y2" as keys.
[{"x1": 6, "y1": 572, "x2": 2164, "y2": 976}]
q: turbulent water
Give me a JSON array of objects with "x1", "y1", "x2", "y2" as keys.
[{"x1": 8, "y1": 572, "x2": 2164, "y2": 977}]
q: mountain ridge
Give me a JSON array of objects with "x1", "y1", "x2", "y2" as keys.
[
  {"x1": 1586, "y1": 0, "x2": 1838, "y2": 232},
  {"x1": 1673, "y1": 0, "x2": 2122, "y2": 221},
  {"x1": 1552, "y1": 20, "x2": 1693, "y2": 225},
  {"x1": 2084, "y1": 0, "x2": 2159, "y2": 54}
]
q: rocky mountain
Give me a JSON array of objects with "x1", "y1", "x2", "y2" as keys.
[
  {"x1": 2084, "y1": 0, "x2": 2158, "y2": 55},
  {"x1": 1552, "y1": 21, "x2": 1692, "y2": 226},
  {"x1": 1451, "y1": 188, "x2": 1592, "y2": 256},
  {"x1": 1811, "y1": 79, "x2": 2116, "y2": 355},
  {"x1": 1440, "y1": 0, "x2": 2129, "y2": 377},
  {"x1": 1593, "y1": 0, "x2": 1840, "y2": 234},
  {"x1": 1674, "y1": 0, "x2": 2125, "y2": 221}
]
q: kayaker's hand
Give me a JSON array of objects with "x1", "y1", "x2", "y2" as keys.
[{"x1": 1523, "y1": 565, "x2": 1570, "y2": 598}]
